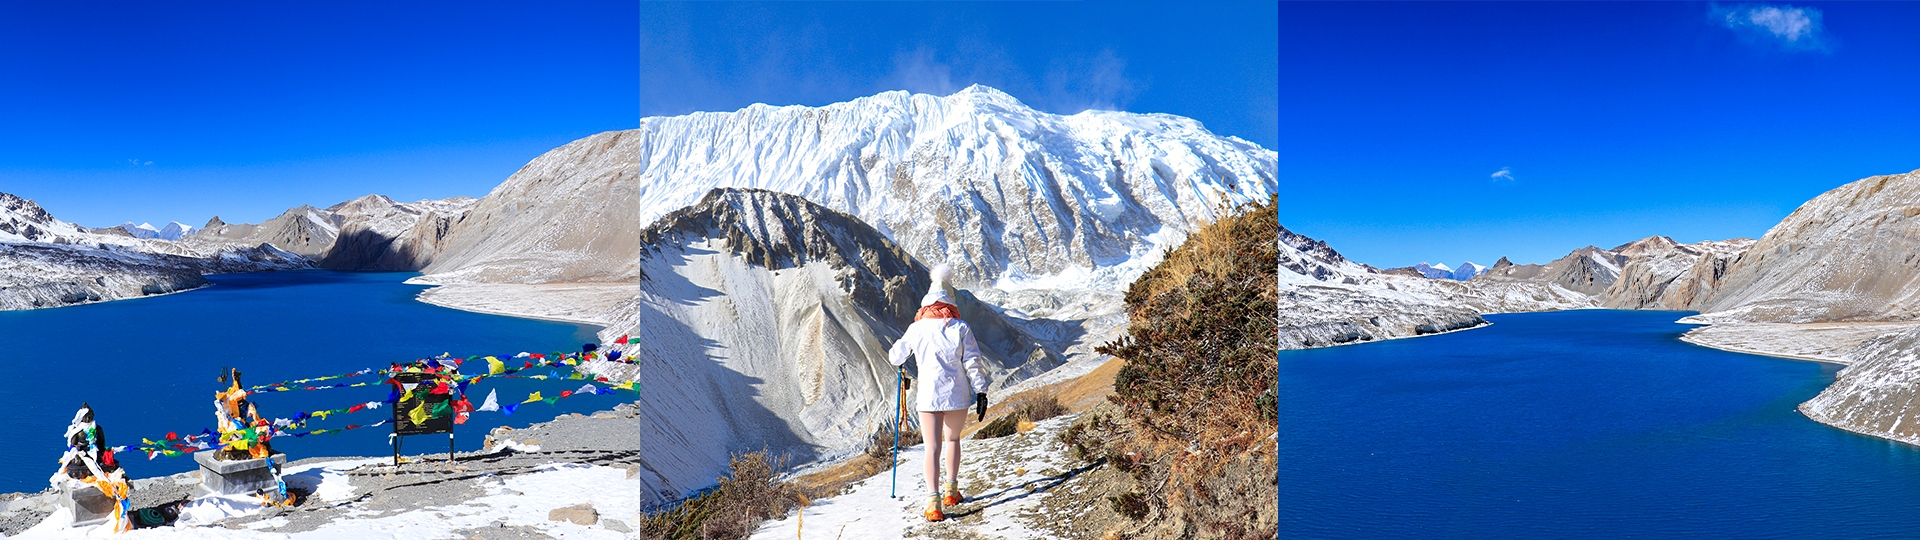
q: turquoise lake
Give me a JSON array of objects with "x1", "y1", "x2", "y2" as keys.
[
  {"x1": 1280, "y1": 310, "x2": 1920, "y2": 538},
  {"x1": 0, "y1": 271, "x2": 629, "y2": 494}
]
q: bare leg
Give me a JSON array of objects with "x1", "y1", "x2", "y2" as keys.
[
  {"x1": 942, "y1": 411, "x2": 965, "y2": 486},
  {"x1": 920, "y1": 411, "x2": 942, "y2": 494}
]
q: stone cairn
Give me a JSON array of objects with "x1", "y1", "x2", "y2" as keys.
[
  {"x1": 194, "y1": 368, "x2": 289, "y2": 504},
  {"x1": 50, "y1": 403, "x2": 132, "y2": 531}
]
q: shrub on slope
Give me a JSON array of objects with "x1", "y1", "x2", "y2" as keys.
[{"x1": 1091, "y1": 195, "x2": 1279, "y2": 539}]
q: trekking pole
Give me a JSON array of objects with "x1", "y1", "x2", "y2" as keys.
[{"x1": 891, "y1": 368, "x2": 900, "y2": 498}]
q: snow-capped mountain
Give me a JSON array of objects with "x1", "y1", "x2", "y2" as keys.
[
  {"x1": 638, "y1": 188, "x2": 1058, "y2": 504},
  {"x1": 110, "y1": 221, "x2": 199, "y2": 241},
  {"x1": 1274, "y1": 224, "x2": 1495, "y2": 348},
  {"x1": 1413, "y1": 262, "x2": 1453, "y2": 279},
  {"x1": 157, "y1": 221, "x2": 197, "y2": 240},
  {"x1": 1397, "y1": 261, "x2": 1487, "y2": 281},
  {"x1": 1455, "y1": 261, "x2": 1488, "y2": 280},
  {"x1": 1, "y1": 192, "x2": 97, "y2": 245},
  {"x1": 633, "y1": 85, "x2": 1276, "y2": 290},
  {"x1": 119, "y1": 222, "x2": 163, "y2": 239}
]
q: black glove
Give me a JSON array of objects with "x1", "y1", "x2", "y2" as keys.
[{"x1": 975, "y1": 392, "x2": 988, "y2": 422}]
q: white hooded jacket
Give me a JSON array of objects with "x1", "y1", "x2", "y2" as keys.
[{"x1": 890, "y1": 312, "x2": 991, "y2": 412}]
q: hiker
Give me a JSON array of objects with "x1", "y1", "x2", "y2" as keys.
[{"x1": 888, "y1": 264, "x2": 990, "y2": 522}]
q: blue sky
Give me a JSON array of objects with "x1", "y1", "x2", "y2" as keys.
[
  {"x1": 639, "y1": 1, "x2": 1279, "y2": 149},
  {"x1": 1281, "y1": 2, "x2": 1920, "y2": 268},
  {"x1": 0, "y1": 2, "x2": 637, "y2": 227}
]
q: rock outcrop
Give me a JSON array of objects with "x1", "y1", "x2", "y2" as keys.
[{"x1": 317, "y1": 195, "x2": 477, "y2": 271}]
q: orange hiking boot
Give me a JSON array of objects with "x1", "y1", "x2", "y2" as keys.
[
  {"x1": 942, "y1": 481, "x2": 964, "y2": 506},
  {"x1": 923, "y1": 494, "x2": 946, "y2": 522}
]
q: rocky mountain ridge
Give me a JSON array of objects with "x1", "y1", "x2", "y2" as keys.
[{"x1": 195, "y1": 194, "x2": 480, "y2": 271}]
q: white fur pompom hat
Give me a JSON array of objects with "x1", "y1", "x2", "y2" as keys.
[{"x1": 921, "y1": 264, "x2": 955, "y2": 306}]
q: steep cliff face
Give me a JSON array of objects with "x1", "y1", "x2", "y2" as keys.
[
  {"x1": 1601, "y1": 237, "x2": 1754, "y2": 310},
  {"x1": 415, "y1": 130, "x2": 638, "y2": 285},
  {"x1": 316, "y1": 195, "x2": 478, "y2": 271},
  {"x1": 637, "y1": 188, "x2": 1057, "y2": 504},
  {"x1": 1690, "y1": 169, "x2": 1920, "y2": 323}
]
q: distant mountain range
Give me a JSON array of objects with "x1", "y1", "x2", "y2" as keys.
[
  {"x1": 1393, "y1": 261, "x2": 1488, "y2": 281},
  {"x1": 0, "y1": 192, "x2": 305, "y2": 309}
]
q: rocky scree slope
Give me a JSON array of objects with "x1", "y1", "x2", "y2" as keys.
[
  {"x1": 1687, "y1": 169, "x2": 1920, "y2": 324},
  {"x1": 637, "y1": 188, "x2": 1058, "y2": 505},
  {"x1": 415, "y1": 130, "x2": 639, "y2": 286},
  {"x1": 633, "y1": 85, "x2": 1276, "y2": 290}
]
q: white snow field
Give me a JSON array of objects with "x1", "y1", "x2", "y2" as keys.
[
  {"x1": 9, "y1": 460, "x2": 638, "y2": 540},
  {"x1": 752, "y1": 415, "x2": 1085, "y2": 540}
]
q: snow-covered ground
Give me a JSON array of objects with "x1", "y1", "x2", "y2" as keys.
[
  {"x1": 5, "y1": 406, "x2": 639, "y2": 540},
  {"x1": 9, "y1": 462, "x2": 636, "y2": 540},
  {"x1": 409, "y1": 282, "x2": 635, "y2": 327},
  {"x1": 752, "y1": 415, "x2": 1087, "y2": 540},
  {"x1": 1678, "y1": 322, "x2": 1918, "y2": 364}
]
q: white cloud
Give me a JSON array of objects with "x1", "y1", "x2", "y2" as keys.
[
  {"x1": 887, "y1": 47, "x2": 959, "y2": 96},
  {"x1": 1715, "y1": 4, "x2": 1830, "y2": 52},
  {"x1": 1491, "y1": 167, "x2": 1515, "y2": 182}
]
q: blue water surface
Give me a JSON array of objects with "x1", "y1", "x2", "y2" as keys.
[
  {"x1": 0, "y1": 271, "x2": 630, "y2": 494},
  {"x1": 1280, "y1": 310, "x2": 1920, "y2": 538}
]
